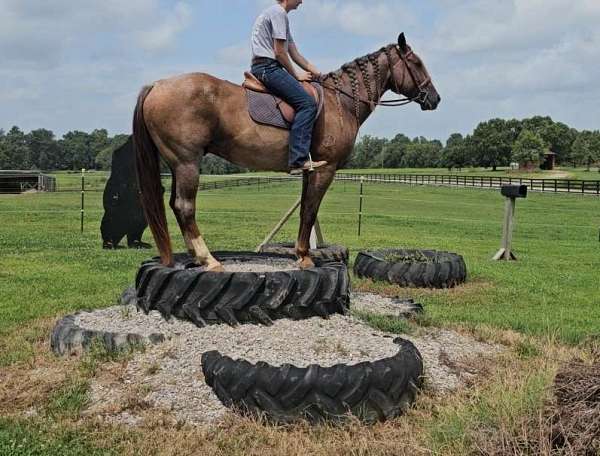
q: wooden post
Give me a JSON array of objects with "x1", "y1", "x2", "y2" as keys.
[
  {"x1": 493, "y1": 197, "x2": 517, "y2": 261},
  {"x1": 313, "y1": 218, "x2": 324, "y2": 246},
  {"x1": 256, "y1": 197, "x2": 301, "y2": 252},
  {"x1": 255, "y1": 197, "x2": 325, "y2": 252}
]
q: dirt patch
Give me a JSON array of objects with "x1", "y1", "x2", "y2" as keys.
[{"x1": 550, "y1": 360, "x2": 600, "y2": 454}]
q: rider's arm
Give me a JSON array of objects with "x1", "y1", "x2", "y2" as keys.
[
  {"x1": 274, "y1": 39, "x2": 308, "y2": 80},
  {"x1": 289, "y1": 43, "x2": 321, "y2": 78}
]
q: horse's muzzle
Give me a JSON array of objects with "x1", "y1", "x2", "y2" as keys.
[{"x1": 421, "y1": 92, "x2": 441, "y2": 111}]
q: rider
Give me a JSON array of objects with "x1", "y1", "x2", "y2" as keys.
[{"x1": 250, "y1": 0, "x2": 327, "y2": 175}]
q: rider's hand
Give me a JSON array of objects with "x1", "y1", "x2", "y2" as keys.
[{"x1": 296, "y1": 71, "x2": 313, "y2": 82}]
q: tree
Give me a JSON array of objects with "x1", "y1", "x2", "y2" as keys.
[
  {"x1": 26, "y1": 129, "x2": 60, "y2": 170},
  {"x1": 3, "y1": 126, "x2": 32, "y2": 169},
  {"x1": 440, "y1": 133, "x2": 471, "y2": 171},
  {"x1": 471, "y1": 119, "x2": 519, "y2": 170},
  {"x1": 200, "y1": 154, "x2": 247, "y2": 174},
  {"x1": 400, "y1": 138, "x2": 443, "y2": 168},
  {"x1": 348, "y1": 135, "x2": 388, "y2": 168},
  {"x1": 572, "y1": 131, "x2": 600, "y2": 171},
  {"x1": 381, "y1": 133, "x2": 410, "y2": 168},
  {"x1": 512, "y1": 129, "x2": 546, "y2": 166},
  {"x1": 540, "y1": 122, "x2": 576, "y2": 165},
  {"x1": 0, "y1": 130, "x2": 8, "y2": 169}
]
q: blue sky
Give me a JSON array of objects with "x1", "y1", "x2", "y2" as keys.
[{"x1": 1, "y1": 0, "x2": 599, "y2": 142}]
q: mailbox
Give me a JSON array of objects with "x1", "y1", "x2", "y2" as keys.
[{"x1": 501, "y1": 185, "x2": 527, "y2": 199}]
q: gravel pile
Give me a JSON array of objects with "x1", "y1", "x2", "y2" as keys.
[
  {"x1": 216, "y1": 259, "x2": 300, "y2": 273},
  {"x1": 76, "y1": 293, "x2": 503, "y2": 426},
  {"x1": 166, "y1": 258, "x2": 301, "y2": 273}
]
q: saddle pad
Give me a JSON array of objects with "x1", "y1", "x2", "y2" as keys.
[{"x1": 246, "y1": 83, "x2": 324, "y2": 130}]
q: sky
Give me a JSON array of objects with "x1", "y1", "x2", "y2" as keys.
[{"x1": 1, "y1": 0, "x2": 599, "y2": 142}]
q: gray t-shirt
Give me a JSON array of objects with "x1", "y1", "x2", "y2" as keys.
[{"x1": 251, "y1": 4, "x2": 294, "y2": 60}]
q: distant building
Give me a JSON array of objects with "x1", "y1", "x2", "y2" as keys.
[
  {"x1": 0, "y1": 170, "x2": 56, "y2": 194},
  {"x1": 541, "y1": 151, "x2": 556, "y2": 170}
]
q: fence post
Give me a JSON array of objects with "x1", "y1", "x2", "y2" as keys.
[
  {"x1": 80, "y1": 168, "x2": 85, "y2": 233},
  {"x1": 358, "y1": 176, "x2": 364, "y2": 237}
]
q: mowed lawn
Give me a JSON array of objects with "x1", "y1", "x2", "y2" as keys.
[{"x1": 1, "y1": 178, "x2": 598, "y2": 352}]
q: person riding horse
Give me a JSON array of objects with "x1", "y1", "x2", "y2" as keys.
[{"x1": 250, "y1": 0, "x2": 327, "y2": 175}]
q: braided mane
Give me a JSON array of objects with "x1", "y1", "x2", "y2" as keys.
[
  {"x1": 322, "y1": 44, "x2": 395, "y2": 119},
  {"x1": 323, "y1": 45, "x2": 393, "y2": 80}
]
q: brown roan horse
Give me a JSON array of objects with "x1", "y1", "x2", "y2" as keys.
[{"x1": 133, "y1": 33, "x2": 440, "y2": 271}]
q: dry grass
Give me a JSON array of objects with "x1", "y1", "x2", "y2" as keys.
[
  {"x1": 550, "y1": 360, "x2": 600, "y2": 455},
  {"x1": 353, "y1": 277, "x2": 495, "y2": 302}
]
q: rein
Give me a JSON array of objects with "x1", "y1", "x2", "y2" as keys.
[{"x1": 321, "y1": 45, "x2": 430, "y2": 115}]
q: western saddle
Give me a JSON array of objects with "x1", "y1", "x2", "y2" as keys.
[{"x1": 242, "y1": 72, "x2": 320, "y2": 125}]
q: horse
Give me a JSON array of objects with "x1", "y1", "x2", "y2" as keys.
[{"x1": 133, "y1": 33, "x2": 440, "y2": 271}]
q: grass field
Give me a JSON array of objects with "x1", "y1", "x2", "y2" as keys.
[{"x1": 1, "y1": 180, "x2": 598, "y2": 454}]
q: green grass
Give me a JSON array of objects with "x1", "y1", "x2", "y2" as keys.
[
  {"x1": 0, "y1": 418, "x2": 114, "y2": 456},
  {"x1": 1, "y1": 180, "x2": 598, "y2": 349}
]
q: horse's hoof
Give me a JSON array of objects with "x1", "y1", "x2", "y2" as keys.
[
  {"x1": 297, "y1": 257, "x2": 315, "y2": 270},
  {"x1": 206, "y1": 262, "x2": 225, "y2": 273}
]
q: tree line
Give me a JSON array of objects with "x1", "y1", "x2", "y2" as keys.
[
  {"x1": 1, "y1": 116, "x2": 598, "y2": 174},
  {"x1": 349, "y1": 116, "x2": 600, "y2": 171},
  {"x1": 0, "y1": 127, "x2": 243, "y2": 174}
]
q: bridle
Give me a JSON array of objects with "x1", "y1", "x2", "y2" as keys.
[
  {"x1": 321, "y1": 45, "x2": 431, "y2": 113},
  {"x1": 381, "y1": 46, "x2": 431, "y2": 107}
]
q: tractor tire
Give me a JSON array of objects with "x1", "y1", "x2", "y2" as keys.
[
  {"x1": 259, "y1": 243, "x2": 349, "y2": 265},
  {"x1": 135, "y1": 252, "x2": 350, "y2": 327},
  {"x1": 353, "y1": 249, "x2": 467, "y2": 289},
  {"x1": 201, "y1": 337, "x2": 423, "y2": 424}
]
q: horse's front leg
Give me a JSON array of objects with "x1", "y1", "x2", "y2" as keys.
[{"x1": 296, "y1": 165, "x2": 336, "y2": 269}]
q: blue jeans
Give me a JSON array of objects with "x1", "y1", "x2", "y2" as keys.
[{"x1": 251, "y1": 59, "x2": 317, "y2": 168}]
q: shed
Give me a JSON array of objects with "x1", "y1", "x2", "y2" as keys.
[
  {"x1": 541, "y1": 151, "x2": 556, "y2": 171},
  {"x1": 0, "y1": 171, "x2": 56, "y2": 194}
]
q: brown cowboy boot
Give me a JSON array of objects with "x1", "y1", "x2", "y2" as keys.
[{"x1": 289, "y1": 160, "x2": 328, "y2": 175}]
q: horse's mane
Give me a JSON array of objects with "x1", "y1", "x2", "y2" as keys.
[{"x1": 323, "y1": 44, "x2": 393, "y2": 80}]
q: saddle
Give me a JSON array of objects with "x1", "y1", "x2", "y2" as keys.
[{"x1": 243, "y1": 72, "x2": 324, "y2": 130}]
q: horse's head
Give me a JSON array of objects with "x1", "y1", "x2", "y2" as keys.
[{"x1": 388, "y1": 33, "x2": 440, "y2": 111}]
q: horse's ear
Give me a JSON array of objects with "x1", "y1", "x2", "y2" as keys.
[{"x1": 398, "y1": 33, "x2": 408, "y2": 53}]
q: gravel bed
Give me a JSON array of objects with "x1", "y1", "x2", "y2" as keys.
[
  {"x1": 186, "y1": 259, "x2": 300, "y2": 273},
  {"x1": 78, "y1": 294, "x2": 503, "y2": 426}
]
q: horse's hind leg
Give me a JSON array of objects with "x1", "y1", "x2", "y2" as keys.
[
  {"x1": 170, "y1": 162, "x2": 224, "y2": 271},
  {"x1": 296, "y1": 165, "x2": 336, "y2": 269}
]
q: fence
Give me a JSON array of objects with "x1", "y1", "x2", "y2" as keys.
[
  {"x1": 45, "y1": 172, "x2": 600, "y2": 196},
  {"x1": 337, "y1": 173, "x2": 600, "y2": 195}
]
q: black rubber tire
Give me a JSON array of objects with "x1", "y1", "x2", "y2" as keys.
[
  {"x1": 51, "y1": 313, "x2": 165, "y2": 356},
  {"x1": 201, "y1": 337, "x2": 423, "y2": 424},
  {"x1": 135, "y1": 252, "x2": 350, "y2": 327},
  {"x1": 353, "y1": 249, "x2": 467, "y2": 289},
  {"x1": 259, "y1": 243, "x2": 349, "y2": 265}
]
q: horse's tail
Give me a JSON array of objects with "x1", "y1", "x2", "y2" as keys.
[{"x1": 133, "y1": 85, "x2": 174, "y2": 266}]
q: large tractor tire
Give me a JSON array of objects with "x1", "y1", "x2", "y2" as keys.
[
  {"x1": 201, "y1": 337, "x2": 423, "y2": 424},
  {"x1": 135, "y1": 252, "x2": 350, "y2": 327},
  {"x1": 353, "y1": 249, "x2": 467, "y2": 289}
]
